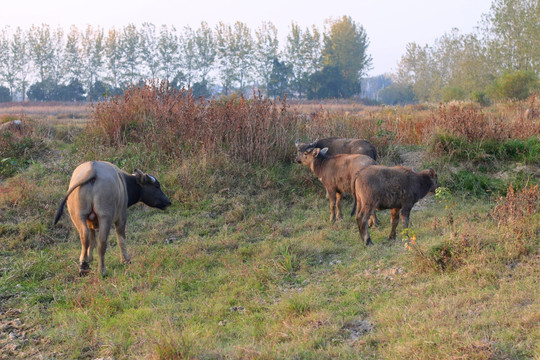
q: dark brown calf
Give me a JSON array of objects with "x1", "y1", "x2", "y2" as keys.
[
  {"x1": 295, "y1": 145, "x2": 377, "y2": 222},
  {"x1": 353, "y1": 165, "x2": 438, "y2": 245},
  {"x1": 295, "y1": 137, "x2": 377, "y2": 161}
]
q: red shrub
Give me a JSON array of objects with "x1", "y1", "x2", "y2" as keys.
[{"x1": 89, "y1": 82, "x2": 300, "y2": 166}]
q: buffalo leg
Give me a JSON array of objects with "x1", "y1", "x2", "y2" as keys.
[
  {"x1": 76, "y1": 220, "x2": 91, "y2": 276},
  {"x1": 401, "y1": 207, "x2": 412, "y2": 230},
  {"x1": 335, "y1": 192, "x2": 343, "y2": 220},
  {"x1": 328, "y1": 189, "x2": 337, "y2": 222},
  {"x1": 356, "y1": 207, "x2": 373, "y2": 246},
  {"x1": 87, "y1": 229, "x2": 96, "y2": 262},
  {"x1": 389, "y1": 208, "x2": 401, "y2": 240},
  {"x1": 96, "y1": 218, "x2": 112, "y2": 277},
  {"x1": 368, "y1": 212, "x2": 380, "y2": 228},
  {"x1": 115, "y1": 218, "x2": 130, "y2": 264}
]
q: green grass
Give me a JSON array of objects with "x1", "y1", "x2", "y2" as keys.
[{"x1": 1, "y1": 128, "x2": 539, "y2": 359}]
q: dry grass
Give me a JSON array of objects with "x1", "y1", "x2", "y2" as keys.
[
  {"x1": 0, "y1": 101, "x2": 91, "y2": 126},
  {"x1": 89, "y1": 83, "x2": 300, "y2": 166},
  {"x1": 0, "y1": 96, "x2": 539, "y2": 359}
]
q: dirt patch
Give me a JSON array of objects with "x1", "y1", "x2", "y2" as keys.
[
  {"x1": 341, "y1": 317, "x2": 374, "y2": 343},
  {"x1": 0, "y1": 308, "x2": 45, "y2": 359},
  {"x1": 398, "y1": 150, "x2": 424, "y2": 170}
]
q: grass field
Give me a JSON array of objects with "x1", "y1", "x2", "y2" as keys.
[{"x1": 0, "y1": 92, "x2": 539, "y2": 359}]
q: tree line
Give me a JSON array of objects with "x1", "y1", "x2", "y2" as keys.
[
  {"x1": 379, "y1": 0, "x2": 539, "y2": 105},
  {"x1": 0, "y1": 16, "x2": 371, "y2": 102}
]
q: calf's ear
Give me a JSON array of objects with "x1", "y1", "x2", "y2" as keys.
[
  {"x1": 295, "y1": 138, "x2": 301, "y2": 148},
  {"x1": 312, "y1": 148, "x2": 320, "y2": 157}
]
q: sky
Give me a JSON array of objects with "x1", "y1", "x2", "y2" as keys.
[{"x1": 2, "y1": 0, "x2": 494, "y2": 76}]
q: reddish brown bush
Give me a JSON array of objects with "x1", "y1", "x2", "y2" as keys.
[
  {"x1": 89, "y1": 82, "x2": 300, "y2": 166},
  {"x1": 492, "y1": 184, "x2": 540, "y2": 226}
]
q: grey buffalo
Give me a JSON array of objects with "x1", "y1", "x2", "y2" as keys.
[{"x1": 54, "y1": 161, "x2": 171, "y2": 276}]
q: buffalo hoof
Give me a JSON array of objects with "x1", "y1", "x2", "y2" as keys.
[
  {"x1": 365, "y1": 238, "x2": 373, "y2": 246},
  {"x1": 79, "y1": 262, "x2": 90, "y2": 276},
  {"x1": 368, "y1": 220, "x2": 379, "y2": 228}
]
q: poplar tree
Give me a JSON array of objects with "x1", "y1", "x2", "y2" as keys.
[
  {"x1": 216, "y1": 21, "x2": 253, "y2": 94},
  {"x1": 64, "y1": 26, "x2": 84, "y2": 81},
  {"x1": 284, "y1": 23, "x2": 321, "y2": 97},
  {"x1": 181, "y1": 26, "x2": 197, "y2": 87},
  {"x1": 158, "y1": 25, "x2": 180, "y2": 83},
  {"x1": 27, "y1": 24, "x2": 54, "y2": 84},
  {"x1": 49, "y1": 27, "x2": 65, "y2": 86},
  {"x1": 0, "y1": 27, "x2": 17, "y2": 98},
  {"x1": 193, "y1": 22, "x2": 216, "y2": 86},
  {"x1": 11, "y1": 27, "x2": 30, "y2": 100},
  {"x1": 119, "y1": 24, "x2": 141, "y2": 86},
  {"x1": 140, "y1": 23, "x2": 160, "y2": 79},
  {"x1": 482, "y1": 0, "x2": 539, "y2": 73},
  {"x1": 81, "y1": 25, "x2": 104, "y2": 100},
  {"x1": 254, "y1": 21, "x2": 279, "y2": 94},
  {"x1": 105, "y1": 28, "x2": 122, "y2": 90}
]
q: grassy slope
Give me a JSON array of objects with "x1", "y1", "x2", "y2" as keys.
[{"x1": 1, "y1": 124, "x2": 539, "y2": 359}]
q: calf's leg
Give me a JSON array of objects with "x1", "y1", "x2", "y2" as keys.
[
  {"x1": 368, "y1": 212, "x2": 380, "y2": 228},
  {"x1": 401, "y1": 207, "x2": 412, "y2": 230},
  {"x1": 389, "y1": 208, "x2": 401, "y2": 240},
  {"x1": 356, "y1": 207, "x2": 373, "y2": 246},
  {"x1": 335, "y1": 192, "x2": 343, "y2": 220},
  {"x1": 328, "y1": 189, "x2": 337, "y2": 222}
]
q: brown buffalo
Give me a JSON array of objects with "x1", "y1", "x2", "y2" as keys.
[
  {"x1": 295, "y1": 137, "x2": 377, "y2": 161},
  {"x1": 54, "y1": 161, "x2": 171, "y2": 276},
  {"x1": 353, "y1": 165, "x2": 438, "y2": 245},
  {"x1": 295, "y1": 144, "x2": 377, "y2": 223}
]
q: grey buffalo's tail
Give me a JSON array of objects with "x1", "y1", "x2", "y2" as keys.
[
  {"x1": 54, "y1": 195, "x2": 69, "y2": 225},
  {"x1": 54, "y1": 175, "x2": 96, "y2": 225}
]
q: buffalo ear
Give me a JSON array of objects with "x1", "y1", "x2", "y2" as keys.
[
  {"x1": 295, "y1": 138, "x2": 301, "y2": 148},
  {"x1": 319, "y1": 147, "x2": 328, "y2": 156},
  {"x1": 134, "y1": 169, "x2": 146, "y2": 185},
  {"x1": 428, "y1": 168, "x2": 436, "y2": 178}
]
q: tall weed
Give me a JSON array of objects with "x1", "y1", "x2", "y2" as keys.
[{"x1": 88, "y1": 82, "x2": 299, "y2": 166}]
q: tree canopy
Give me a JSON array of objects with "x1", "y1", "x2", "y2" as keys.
[{"x1": 0, "y1": 17, "x2": 374, "y2": 101}]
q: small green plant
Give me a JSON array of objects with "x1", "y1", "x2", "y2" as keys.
[
  {"x1": 449, "y1": 170, "x2": 504, "y2": 197},
  {"x1": 435, "y1": 186, "x2": 452, "y2": 203},
  {"x1": 403, "y1": 227, "x2": 459, "y2": 274},
  {"x1": 275, "y1": 245, "x2": 300, "y2": 276},
  {"x1": 284, "y1": 293, "x2": 313, "y2": 316}
]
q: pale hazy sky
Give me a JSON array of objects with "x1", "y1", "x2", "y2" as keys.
[{"x1": 1, "y1": 0, "x2": 494, "y2": 76}]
